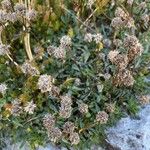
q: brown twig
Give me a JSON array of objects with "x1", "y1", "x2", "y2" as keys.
[
  {"x1": 60, "y1": 5, "x2": 96, "y2": 33},
  {"x1": 6, "y1": 53, "x2": 19, "y2": 66},
  {"x1": 80, "y1": 8, "x2": 98, "y2": 30},
  {"x1": 0, "y1": 26, "x2": 19, "y2": 66},
  {"x1": 79, "y1": 122, "x2": 98, "y2": 133}
]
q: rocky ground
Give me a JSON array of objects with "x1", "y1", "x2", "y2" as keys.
[{"x1": 106, "y1": 105, "x2": 150, "y2": 150}]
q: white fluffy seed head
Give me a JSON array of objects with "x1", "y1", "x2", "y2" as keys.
[
  {"x1": 108, "y1": 50, "x2": 119, "y2": 62},
  {"x1": 11, "y1": 99, "x2": 22, "y2": 116},
  {"x1": 69, "y1": 132, "x2": 80, "y2": 145},
  {"x1": 21, "y1": 62, "x2": 40, "y2": 76},
  {"x1": 53, "y1": 46, "x2": 66, "y2": 59},
  {"x1": 24, "y1": 100, "x2": 36, "y2": 114},
  {"x1": 84, "y1": 33, "x2": 93, "y2": 42},
  {"x1": 93, "y1": 33, "x2": 103, "y2": 44},
  {"x1": 48, "y1": 127, "x2": 62, "y2": 143},
  {"x1": 38, "y1": 74, "x2": 53, "y2": 93},
  {"x1": 1, "y1": 0, "x2": 12, "y2": 10},
  {"x1": 0, "y1": 44, "x2": 10, "y2": 55},
  {"x1": 26, "y1": 9, "x2": 37, "y2": 21},
  {"x1": 60, "y1": 35, "x2": 72, "y2": 47},
  {"x1": 14, "y1": 3, "x2": 26, "y2": 16},
  {"x1": 43, "y1": 113, "x2": 55, "y2": 129},
  {"x1": 96, "y1": 111, "x2": 109, "y2": 124},
  {"x1": 0, "y1": 83, "x2": 7, "y2": 95}
]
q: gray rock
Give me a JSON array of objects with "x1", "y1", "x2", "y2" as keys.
[
  {"x1": 2, "y1": 140, "x2": 30, "y2": 150},
  {"x1": 3, "y1": 141, "x2": 104, "y2": 150},
  {"x1": 37, "y1": 144, "x2": 60, "y2": 150},
  {"x1": 106, "y1": 105, "x2": 150, "y2": 150}
]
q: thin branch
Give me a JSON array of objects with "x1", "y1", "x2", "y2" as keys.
[
  {"x1": 60, "y1": 5, "x2": 96, "y2": 33},
  {"x1": 79, "y1": 122, "x2": 98, "y2": 133},
  {"x1": 6, "y1": 53, "x2": 19, "y2": 66},
  {"x1": 80, "y1": 8, "x2": 98, "y2": 29},
  {"x1": 23, "y1": 116, "x2": 42, "y2": 125},
  {"x1": 0, "y1": 26, "x2": 18, "y2": 66}
]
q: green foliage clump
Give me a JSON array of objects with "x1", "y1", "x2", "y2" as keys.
[{"x1": 0, "y1": 0, "x2": 150, "y2": 149}]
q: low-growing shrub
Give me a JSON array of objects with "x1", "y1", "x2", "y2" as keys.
[{"x1": 0, "y1": 0, "x2": 150, "y2": 149}]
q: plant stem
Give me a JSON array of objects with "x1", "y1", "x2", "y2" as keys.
[
  {"x1": 60, "y1": 5, "x2": 96, "y2": 33},
  {"x1": 24, "y1": 0, "x2": 33, "y2": 61},
  {"x1": 0, "y1": 26, "x2": 18, "y2": 66},
  {"x1": 6, "y1": 53, "x2": 19, "y2": 66},
  {"x1": 79, "y1": 122, "x2": 98, "y2": 133},
  {"x1": 80, "y1": 8, "x2": 98, "y2": 30}
]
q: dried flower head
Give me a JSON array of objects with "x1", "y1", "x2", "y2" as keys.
[
  {"x1": 113, "y1": 39, "x2": 122, "y2": 47},
  {"x1": 24, "y1": 100, "x2": 36, "y2": 114},
  {"x1": 113, "y1": 69, "x2": 134, "y2": 87},
  {"x1": 78, "y1": 103, "x2": 88, "y2": 114},
  {"x1": 59, "y1": 95, "x2": 72, "y2": 118},
  {"x1": 0, "y1": 44, "x2": 10, "y2": 55},
  {"x1": 60, "y1": 95, "x2": 72, "y2": 106},
  {"x1": 53, "y1": 46, "x2": 66, "y2": 59},
  {"x1": 0, "y1": 10, "x2": 8, "y2": 23},
  {"x1": 111, "y1": 17, "x2": 125, "y2": 29},
  {"x1": 74, "y1": 78, "x2": 81, "y2": 86},
  {"x1": 7, "y1": 12, "x2": 18, "y2": 23},
  {"x1": 93, "y1": 33, "x2": 103, "y2": 44},
  {"x1": 50, "y1": 86, "x2": 60, "y2": 97},
  {"x1": 126, "y1": 17, "x2": 135, "y2": 28},
  {"x1": 127, "y1": 0, "x2": 133, "y2": 6},
  {"x1": 96, "y1": 111, "x2": 109, "y2": 124},
  {"x1": 138, "y1": 95, "x2": 150, "y2": 105},
  {"x1": 105, "y1": 103, "x2": 115, "y2": 113},
  {"x1": 38, "y1": 74, "x2": 53, "y2": 93},
  {"x1": 84, "y1": 33, "x2": 93, "y2": 42},
  {"x1": 59, "y1": 107, "x2": 72, "y2": 119},
  {"x1": 69, "y1": 132, "x2": 80, "y2": 145},
  {"x1": 112, "y1": 54, "x2": 129, "y2": 70},
  {"x1": 60, "y1": 35, "x2": 72, "y2": 47},
  {"x1": 63, "y1": 121, "x2": 75, "y2": 134},
  {"x1": 115, "y1": 7, "x2": 127, "y2": 19},
  {"x1": 0, "y1": 83, "x2": 7, "y2": 95},
  {"x1": 11, "y1": 99, "x2": 22, "y2": 116},
  {"x1": 14, "y1": 3, "x2": 26, "y2": 16},
  {"x1": 87, "y1": 0, "x2": 96, "y2": 8},
  {"x1": 48, "y1": 127, "x2": 62, "y2": 143},
  {"x1": 21, "y1": 62, "x2": 40, "y2": 76},
  {"x1": 127, "y1": 43, "x2": 144, "y2": 62},
  {"x1": 26, "y1": 9, "x2": 37, "y2": 21},
  {"x1": 104, "y1": 73, "x2": 111, "y2": 80},
  {"x1": 124, "y1": 35, "x2": 139, "y2": 48},
  {"x1": 33, "y1": 46, "x2": 42, "y2": 55},
  {"x1": 43, "y1": 113, "x2": 55, "y2": 129},
  {"x1": 47, "y1": 45, "x2": 56, "y2": 56},
  {"x1": 141, "y1": 14, "x2": 149, "y2": 26},
  {"x1": 1, "y1": 0, "x2": 12, "y2": 10},
  {"x1": 108, "y1": 50, "x2": 119, "y2": 62}
]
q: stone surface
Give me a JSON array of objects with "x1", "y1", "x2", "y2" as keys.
[
  {"x1": 3, "y1": 142, "x2": 104, "y2": 150},
  {"x1": 106, "y1": 105, "x2": 150, "y2": 150}
]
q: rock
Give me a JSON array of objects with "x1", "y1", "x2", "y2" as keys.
[
  {"x1": 2, "y1": 140, "x2": 30, "y2": 150},
  {"x1": 37, "y1": 144, "x2": 60, "y2": 150},
  {"x1": 2, "y1": 140, "x2": 104, "y2": 150},
  {"x1": 106, "y1": 105, "x2": 150, "y2": 150}
]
